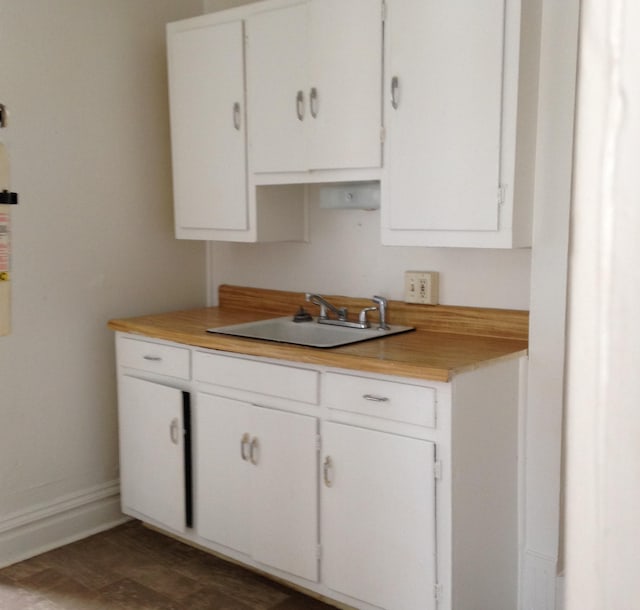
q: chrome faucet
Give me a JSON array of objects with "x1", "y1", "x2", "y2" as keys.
[
  {"x1": 372, "y1": 295, "x2": 390, "y2": 330},
  {"x1": 305, "y1": 292, "x2": 391, "y2": 331},
  {"x1": 305, "y1": 293, "x2": 348, "y2": 322}
]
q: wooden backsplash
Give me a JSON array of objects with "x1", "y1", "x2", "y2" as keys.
[{"x1": 218, "y1": 285, "x2": 529, "y2": 341}]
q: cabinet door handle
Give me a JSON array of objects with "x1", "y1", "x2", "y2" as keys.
[
  {"x1": 249, "y1": 436, "x2": 260, "y2": 465},
  {"x1": 143, "y1": 355, "x2": 162, "y2": 361},
  {"x1": 240, "y1": 433, "x2": 251, "y2": 461},
  {"x1": 363, "y1": 394, "x2": 390, "y2": 403},
  {"x1": 309, "y1": 87, "x2": 319, "y2": 118},
  {"x1": 323, "y1": 455, "x2": 333, "y2": 487},
  {"x1": 391, "y1": 75, "x2": 400, "y2": 110},
  {"x1": 232, "y1": 102, "x2": 241, "y2": 131},
  {"x1": 296, "y1": 90, "x2": 305, "y2": 121},
  {"x1": 169, "y1": 418, "x2": 180, "y2": 444}
]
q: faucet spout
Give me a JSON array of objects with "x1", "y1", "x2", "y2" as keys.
[
  {"x1": 305, "y1": 293, "x2": 348, "y2": 321},
  {"x1": 372, "y1": 295, "x2": 390, "y2": 330}
]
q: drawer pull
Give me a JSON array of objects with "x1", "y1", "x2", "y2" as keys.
[
  {"x1": 240, "y1": 433, "x2": 251, "y2": 461},
  {"x1": 169, "y1": 418, "x2": 180, "y2": 445},
  {"x1": 323, "y1": 455, "x2": 334, "y2": 487},
  {"x1": 362, "y1": 394, "x2": 390, "y2": 403},
  {"x1": 249, "y1": 437, "x2": 260, "y2": 465},
  {"x1": 143, "y1": 355, "x2": 162, "y2": 362}
]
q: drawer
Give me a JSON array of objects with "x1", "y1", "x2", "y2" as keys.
[
  {"x1": 194, "y1": 352, "x2": 319, "y2": 405},
  {"x1": 118, "y1": 337, "x2": 190, "y2": 380},
  {"x1": 323, "y1": 372, "x2": 436, "y2": 428}
]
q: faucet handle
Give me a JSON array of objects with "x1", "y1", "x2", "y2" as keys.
[{"x1": 358, "y1": 306, "x2": 377, "y2": 327}]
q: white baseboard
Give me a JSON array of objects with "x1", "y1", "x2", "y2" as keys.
[
  {"x1": 0, "y1": 480, "x2": 129, "y2": 568},
  {"x1": 521, "y1": 550, "x2": 557, "y2": 610}
]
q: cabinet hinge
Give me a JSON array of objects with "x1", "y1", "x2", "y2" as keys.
[
  {"x1": 434, "y1": 583, "x2": 443, "y2": 601},
  {"x1": 381, "y1": 1, "x2": 387, "y2": 22},
  {"x1": 498, "y1": 184, "x2": 506, "y2": 206},
  {"x1": 380, "y1": 126, "x2": 386, "y2": 144},
  {"x1": 316, "y1": 544, "x2": 322, "y2": 560},
  {"x1": 434, "y1": 460, "x2": 443, "y2": 481},
  {"x1": 316, "y1": 434, "x2": 322, "y2": 452}
]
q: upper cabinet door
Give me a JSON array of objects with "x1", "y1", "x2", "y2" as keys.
[
  {"x1": 247, "y1": 0, "x2": 382, "y2": 175},
  {"x1": 306, "y1": 0, "x2": 382, "y2": 171},
  {"x1": 246, "y1": 3, "x2": 309, "y2": 174},
  {"x1": 379, "y1": 0, "x2": 541, "y2": 249},
  {"x1": 385, "y1": 0, "x2": 505, "y2": 233},
  {"x1": 167, "y1": 19, "x2": 248, "y2": 234}
]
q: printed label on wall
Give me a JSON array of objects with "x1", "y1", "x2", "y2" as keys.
[
  {"x1": 0, "y1": 210, "x2": 9, "y2": 279},
  {"x1": 0, "y1": 141, "x2": 12, "y2": 335}
]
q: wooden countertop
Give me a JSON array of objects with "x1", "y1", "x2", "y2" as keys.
[{"x1": 108, "y1": 286, "x2": 529, "y2": 383}]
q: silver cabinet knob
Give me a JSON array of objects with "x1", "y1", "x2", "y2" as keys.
[
  {"x1": 249, "y1": 436, "x2": 260, "y2": 465},
  {"x1": 169, "y1": 418, "x2": 180, "y2": 444},
  {"x1": 233, "y1": 102, "x2": 241, "y2": 130},
  {"x1": 296, "y1": 90, "x2": 305, "y2": 121},
  {"x1": 323, "y1": 455, "x2": 334, "y2": 487},
  {"x1": 391, "y1": 76, "x2": 400, "y2": 109},
  {"x1": 310, "y1": 87, "x2": 319, "y2": 118},
  {"x1": 240, "y1": 433, "x2": 251, "y2": 461}
]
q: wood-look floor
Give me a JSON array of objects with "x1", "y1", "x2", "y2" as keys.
[{"x1": 0, "y1": 521, "x2": 337, "y2": 609}]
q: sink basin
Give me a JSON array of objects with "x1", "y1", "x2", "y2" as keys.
[{"x1": 206, "y1": 316, "x2": 415, "y2": 349}]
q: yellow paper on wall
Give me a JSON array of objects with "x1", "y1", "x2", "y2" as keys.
[{"x1": 0, "y1": 142, "x2": 11, "y2": 335}]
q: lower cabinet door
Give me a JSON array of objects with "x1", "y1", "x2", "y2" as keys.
[
  {"x1": 118, "y1": 376, "x2": 187, "y2": 532},
  {"x1": 250, "y1": 405, "x2": 319, "y2": 582},
  {"x1": 195, "y1": 393, "x2": 252, "y2": 555},
  {"x1": 196, "y1": 393, "x2": 319, "y2": 582},
  {"x1": 321, "y1": 422, "x2": 437, "y2": 610}
]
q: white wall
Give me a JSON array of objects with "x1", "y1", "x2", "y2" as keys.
[
  {"x1": 520, "y1": 1, "x2": 579, "y2": 607},
  {"x1": 209, "y1": 194, "x2": 532, "y2": 309},
  {"x1": 0, "y1": 0, "x2": 205, "y2": 561}
]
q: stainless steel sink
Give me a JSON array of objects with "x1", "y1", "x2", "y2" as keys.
[{"x1": 206, "y1": 316, "x2": 415, "y2": 349}]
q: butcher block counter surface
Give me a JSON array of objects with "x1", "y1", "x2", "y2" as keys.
[{"x1": 108, "y1": 285, "x2": 528, "y2": 382}]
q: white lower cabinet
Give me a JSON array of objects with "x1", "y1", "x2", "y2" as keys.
[
  {"x1": 321, "y1": 422, "x2": 437, "y2": 610},
  {"x1": 195, "y1": 392, "x2": 319, "y2": 582},
  {"x1": 167, "y1": 18, "x2": 248, "y2": 237},
  {"x1": 118, "y1": 375, "x2": 190, "y2": 533},
  {"x1": 115, "y1": 333, "x2": 521, "y2": 610}
]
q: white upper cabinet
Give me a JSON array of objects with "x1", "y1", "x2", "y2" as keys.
[
  {"x1": 167, "y1": 19, "x2": 248, "y2": 237},
  {"x1": 381, "y1": 0, "x2": 540, "y2": 248},
  {"x1": 246, "y1": 0, "x2": 383, "y2": 175},
  {"x1": 167, "y1": 12, "x2": 308, "y2": 242},
  {"x1": 166, "y1": 0, "x2": 539, "y2": 246}
]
